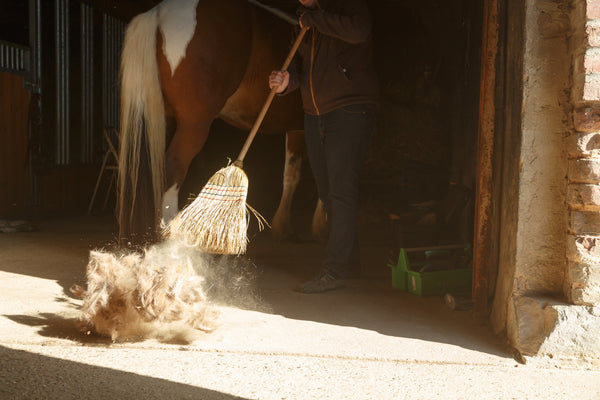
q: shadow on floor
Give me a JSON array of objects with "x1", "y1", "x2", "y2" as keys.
[
  {"x1": 245, "y1": 233, "x2": 510, "y2": 360},
  {"x1": 0, "y1": 345, "x2": 247, "y2": 400}
]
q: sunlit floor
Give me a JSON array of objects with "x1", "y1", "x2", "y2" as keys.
[{"x1": 2, "y1": 215, "x2": 600, "y2": 399}]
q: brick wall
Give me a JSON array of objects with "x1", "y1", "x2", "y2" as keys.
[{"x1": 568, "y1": 0, "x2": 600, "y2": 305}]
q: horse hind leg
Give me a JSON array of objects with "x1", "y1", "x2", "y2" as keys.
[
  {"x1": 272, "y1": 131, "x2": 304, "y2": 240},
  {"x1": 162, "y1": 118, "x2": 212, "y2": 226},
  {"x1": 312, "y1": 198, "x2": 328, "y2": 244},
  {"x1": 161, "y1": 183, "x2": 179, "y2": 225},
  {"x1": 272, "y1": 130, "x2": 328, "y2": 242},
  {"x1": 160, "y1": 116, "x2": 179, "y2": 224}
]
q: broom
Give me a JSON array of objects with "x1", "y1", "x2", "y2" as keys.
[{"x1": 164, "y1": 26, "x2": 309, "y2": 255}]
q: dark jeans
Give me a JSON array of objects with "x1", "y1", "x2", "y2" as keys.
[{"x1": 304, "y1": 103, "x2": 376, "y2": 277}]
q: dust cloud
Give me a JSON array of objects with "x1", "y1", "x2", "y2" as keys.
[{"x1": 71, "y1": 239, "x2": 265, "y2": 343}]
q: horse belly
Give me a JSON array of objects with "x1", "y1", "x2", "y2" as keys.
[
  {"x1": 218, "y1": 90, "x2": 256, "y2": 131},
  {"x1": 219, "y1": 85, "x2": 303, "y2": 134}
]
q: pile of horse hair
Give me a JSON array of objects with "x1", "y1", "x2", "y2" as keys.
[{"x1": 70, "y1": 241, "x2": 225, "y2": 342}]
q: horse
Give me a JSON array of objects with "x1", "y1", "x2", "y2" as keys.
[{"x1": 117, "y1": 0, "x2": 327, "y2": 246}]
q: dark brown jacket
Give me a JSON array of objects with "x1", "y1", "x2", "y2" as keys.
[{"x1": 283, "y1": 0, "x2": 379, "y2": 115}]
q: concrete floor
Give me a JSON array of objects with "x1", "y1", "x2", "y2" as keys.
[{"x1": 2, "y1": 215, "x2": 600, "y2": 399}]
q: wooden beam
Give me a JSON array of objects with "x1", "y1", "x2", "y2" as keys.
[{"x1": 473, "y1": 0, "x2": 499, "y2": 315}]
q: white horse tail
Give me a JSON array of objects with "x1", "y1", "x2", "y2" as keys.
[{"x1": 118, "y1": 7, "x2": 165, "y2": 230}]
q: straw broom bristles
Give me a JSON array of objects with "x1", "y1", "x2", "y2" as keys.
[{"x1": 164, "y1": 163, "x2": 264, "y2": 255}]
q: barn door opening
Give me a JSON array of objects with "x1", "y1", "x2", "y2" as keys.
[
  {"x1": 358, "y1": 0, "x2": 486, "y2": 294},
  {"x1": 166, "y1": 0, "x2": 492, "y2": 306}
]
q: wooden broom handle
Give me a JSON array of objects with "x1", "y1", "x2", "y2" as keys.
[{"x1": 234, "y1": 26, "x2": 309, "y2": 167}]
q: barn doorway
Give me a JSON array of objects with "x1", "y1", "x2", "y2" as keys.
[{"x1": 180, "y1": 0, "x2": 487, "y2": 305}]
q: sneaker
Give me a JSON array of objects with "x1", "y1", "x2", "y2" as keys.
[{"x1": 297, "y1": 269, "x2": 346, "y2": 294}]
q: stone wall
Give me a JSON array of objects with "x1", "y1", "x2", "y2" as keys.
[
  {"x1": 502, "y1": 0, "x2": 571, "y2": 355},
  {"x1": 497, "y1": 0, "x2": 600, "y2": 359},
  {"x1": 569, "y1": 0, "x2": 600, "y2": 306}
]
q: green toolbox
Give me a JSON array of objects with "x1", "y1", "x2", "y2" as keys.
[{"x1": 388, "y1": 244, "x2": 473, "y2": 296}]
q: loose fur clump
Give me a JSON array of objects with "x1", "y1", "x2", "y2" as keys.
[{"x1": 71, "y1": 243, "x2": 221, "y2": 342}]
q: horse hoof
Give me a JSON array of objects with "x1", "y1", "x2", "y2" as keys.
[
  {"x1": 312, "y1": 228, "x2": 329, "y2": 244},
  {"x1": 271, "y1": 225, "x2": 294, "y2": 241}
]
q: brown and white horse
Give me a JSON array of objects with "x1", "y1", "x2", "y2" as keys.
[{"x1": 117, "y1": 0, "x2": 326, "y2": 245}]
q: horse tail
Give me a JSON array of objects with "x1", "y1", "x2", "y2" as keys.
[{"x1": 118, "y1": 7, "x2": 165, "y2": 241}]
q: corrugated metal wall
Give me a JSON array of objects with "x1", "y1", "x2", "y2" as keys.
[
  {"x1": 102, "y1": 13, "x2": 125, "y2": 147},
  {"x1": 1, "y1": 0, "x2": 128, "y2": 216},
  {"x1": 0, "y1": 41, "x2": 30, "y2": 76},
  {"x1": 54, "y1": 0, "x2": 70, "y2": 165},
  {"x1": 80, "y1": 2, "x2": 94, "y2": 163},
  {"x1": 51, "y1": 0, "x2": 125, "y2": 167}
]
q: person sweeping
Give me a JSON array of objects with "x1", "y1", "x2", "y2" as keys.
[
  {"x1": 164, "y1": 23, "x2": 309, "y2": 256},
  {"x1": 269, "y1": 0, "x2": 379, "y2": 293}
]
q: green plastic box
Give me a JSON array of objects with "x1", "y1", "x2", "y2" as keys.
[
  {"x1": 388, "y1": 249, "x2": 408, "y2": 291},
  {"x1": 388, "y1": 245, "x2": 472, "y2": 296}
]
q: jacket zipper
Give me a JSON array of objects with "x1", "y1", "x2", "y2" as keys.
[{"x1": 309, "y1": 30, "x2": 320, "y2": 115}]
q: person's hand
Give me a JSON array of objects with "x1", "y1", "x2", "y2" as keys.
[
  {"x1": 299, "y1": 12, "x2": 307, "y2": 29},
  {"x1": 297, "y1": 9, "x2": 313, "y2": 29},
  {"x1": 269, "y1": 70, "x2": 290, "y2": 93}
]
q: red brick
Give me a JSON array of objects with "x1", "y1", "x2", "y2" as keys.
[
  {"x1": 567, "y1": 234, "x2": 600, "y2": 263},
  {"x1": 587, "y1": 22, "x2": 600, "y2": 47},
  {"x1": 588, "y1": 1, "x2": 600, "y2": 20},
  {"x1": 569, "y1": 158, "x2": 600, "y2": 183},
  {"x1": 574, "y1": 131, "x2": 600, "y2": 154},
  {"x1": 568, "y1": 184, "x2": 600, "y2": 210},
  {"x1": 568, "y1": 261, "x2": 600, "y2": 285},
  {"x1": 585, "y1": 50, "x2": 600, "y2": 73},
  {"x1": 569, "y1": 284, "x2": 600, "y2": 305},
  {"x1": 571, "y1": 210, "x2": 600, "y2": 233},
  {"x1": 574, "y1": 106, "x2": 600, "y2": 132},
  {"x1": 584, "y1": 77, "x2": 600, "y2": 101}
]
